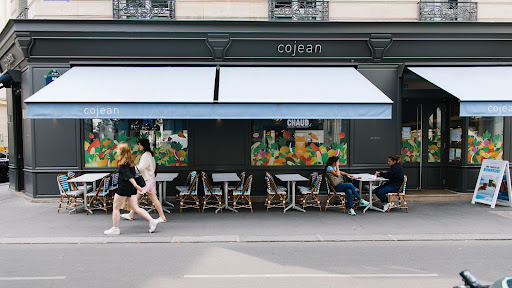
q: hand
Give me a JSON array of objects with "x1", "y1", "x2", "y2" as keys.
[{"x1": 136, "y1": 186, "x2": 143, "y2": 192}]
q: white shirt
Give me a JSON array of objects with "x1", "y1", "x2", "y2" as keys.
[{"x1": 136, "y1": 151, "x2": 156, "y2": 180}]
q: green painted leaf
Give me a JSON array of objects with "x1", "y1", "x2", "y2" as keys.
[{"x1": 155, "y1": 131, "x2": 161, "y2": 138}]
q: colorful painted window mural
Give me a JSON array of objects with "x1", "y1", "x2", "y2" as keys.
[
  {"x1": 401, "y1": 103, "x2": 421, "y2": 163},
  {"x1": 468, "y1": 117, "x2": 504, "y2": 164},
  {"x1": 84, "y1": 119, "x2": 188, "y2": 167},
  {"x1": 251, "y1": 119, "x2": 348, "y2": 166},
  {"x1": 428, "y1": 106, "x2": 442, "y2": 163}
]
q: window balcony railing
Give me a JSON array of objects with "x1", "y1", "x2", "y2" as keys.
[
  {"x1": 113, "y1": 0, "x2": 175, "y2": 20},
  {"x1": 419, "y1": 1, "x2": 477, "y2": 22},
  {"x1": 269, "y1": 0, "x2": 329, "y2": 21}
]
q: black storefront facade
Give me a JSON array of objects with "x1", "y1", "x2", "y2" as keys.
[{"x1": 1, "y1": 19, "x2": 511, "y2": 199}]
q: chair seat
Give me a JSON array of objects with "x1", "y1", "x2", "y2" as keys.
[
  {"x1": 76, "y1": 185, "x2": 93, "y2": 192},
  {"x1": 233, "y1": 189, "x2": 250, "y2": 196},
  {"x1": 328, "y1": 191, "x2": 345, "y2": 196},
  {"x1": 300, "y1": 189, "x2": 317, "y2": 195},
  {"x1": 67, "y1": 189, "x2": 84, "y2": 196},
  {"x1": 228, "y1": 185, "x2": 240, "y2": 190},
  {"x1": 206, "y1": 188, "x2": 222, "y2": 195},
  {"x1": 297, "y1": 186, "x2": 309, "y2": 192},
  {"x1": 176, "y1": 186, "x2": 189, "y2": 191}
]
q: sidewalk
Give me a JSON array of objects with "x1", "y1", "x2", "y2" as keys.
[{"x1": 1, "y1": 183, "x2": 512, "y2": 244}]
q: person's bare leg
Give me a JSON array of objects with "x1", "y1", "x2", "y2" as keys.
[
  {"x1": 148, "y1": 192, "x2": 166, "y2": 221},
  {"x1": 112, "y1": 194, "x2": 126, "y2": 227},
  {"x1": 128, "y1": 195, "x2": 153, "y2": 222},
  {"x1": 128, "y1": 193, "x2": 142, "y2": 219}
]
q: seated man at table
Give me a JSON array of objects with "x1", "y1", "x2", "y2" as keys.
[
  {"x1": 375, "y1": 155, "x2": 404, "y2": 211},
  {"x1": 325, "y1": 156, "x2": 369, "y2": 216}
]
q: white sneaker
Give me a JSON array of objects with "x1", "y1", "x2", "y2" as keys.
[
  {"x1": 156, "y1": 217, "x2": 167, "y2": 223},
  {"x1": 104, "y1": 227, "x2": 120, "y2": 235},
  {"x1": 120, "y1": 213, "x2": 133, "y2": 221},
  {"x1": 149, "y1": 219, "x2": 159, "y2": 233},
  {"x1": 383, "y1": 203, "x2": 390, "y2": 211}
]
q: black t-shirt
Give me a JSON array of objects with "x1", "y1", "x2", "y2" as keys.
[{"x1": 118, "y1": 163, "x2": 135, "y2": 180}]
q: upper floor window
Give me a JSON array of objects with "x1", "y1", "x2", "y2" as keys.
[
  {"x1": 113, "y1": 0, "x2": 176, "y2": 20},
  {"x1": 419, "y1": 0, "x2": 477, "y2": 22},
  {"x1": 269, "y1": 0, "x2": 329, "y2": 21}
]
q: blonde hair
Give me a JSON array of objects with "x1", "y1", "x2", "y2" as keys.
[{"x1": 117, "y1": 143, "x2": 134, "y2": 166}]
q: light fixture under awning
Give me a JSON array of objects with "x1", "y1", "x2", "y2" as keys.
[
  {"x1": 408, "y1": 67, "x2": 512, "y2": 117},
  {"x1": 218, "y1": 67, "x2": 393, "y2": 119},
  {"x1": 26, "y1": 66, "x2": 393, "y2": 119}
]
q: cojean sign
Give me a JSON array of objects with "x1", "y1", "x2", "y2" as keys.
[
  {"x1": 460, "y1": 102, "x2": 512, "y2": 117},
  {"x1": 277, "y1": 41, "x2": 322, "y2": 57}
]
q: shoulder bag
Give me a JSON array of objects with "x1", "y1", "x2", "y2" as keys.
[{"x1": 134, "y1": 166, "x2": 146, "y2": 188}]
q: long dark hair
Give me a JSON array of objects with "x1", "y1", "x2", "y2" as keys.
[
  {"x1": 137, "y1": 138, "x2": 155, "y2": 156},
  {"x1": 389, "y1": 155, "x2": 401, "y2": 164},
  {"x1": 324, "y1": 156, "x2": 339, "y2": 175}
]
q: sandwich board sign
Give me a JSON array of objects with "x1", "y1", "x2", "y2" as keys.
[{"x1": 472, "y1": 159, "x2": 512, "y2": 208}]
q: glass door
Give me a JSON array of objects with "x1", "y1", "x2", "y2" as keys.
[
  {"x1": 422, "y1": 103, "x2": 445, "y2": 189},
  {"x1": 401, "y1": 102, "x2": 422, "y2": 189}
]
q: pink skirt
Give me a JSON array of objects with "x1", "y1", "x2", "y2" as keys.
[{"x1": 138, "y1": 177, "x2": 156, "y2": 194}]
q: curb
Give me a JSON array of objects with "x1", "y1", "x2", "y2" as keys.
[{"x1": 2, "y1": 234, "x2": 512, "y2": 244}]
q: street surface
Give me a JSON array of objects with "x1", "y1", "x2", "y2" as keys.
[{"x1": 1, "y1": 240, "x2": 510, "y2": 288}]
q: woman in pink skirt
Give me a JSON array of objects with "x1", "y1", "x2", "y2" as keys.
[{"x1": 121, "y1": 138, "x2": 166, "y2": 223}]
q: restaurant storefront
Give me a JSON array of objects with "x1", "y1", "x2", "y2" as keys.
[{"x1": 0, "y1": 20, "x2": 511, "y2": 198}]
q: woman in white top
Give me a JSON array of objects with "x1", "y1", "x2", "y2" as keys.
[{"x1": 121, "y1": 138, "x2": 166, "y2": 223}]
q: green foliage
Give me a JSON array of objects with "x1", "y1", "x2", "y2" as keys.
[{"x1": 171, "y1": 141, "x2": 183, "y2": 151}]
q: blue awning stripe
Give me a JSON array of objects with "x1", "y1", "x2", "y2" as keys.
[{"x1": 26, "y1": 103, "x2": 392, "y2": 119}]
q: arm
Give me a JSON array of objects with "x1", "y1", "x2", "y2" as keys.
[
  {"x1": 137, "y1": 153, "x2": 150, "y2": 172},
  {"x1": 129, "y1": 178, "x2": 143, "y2": 192},
  {"x1": 329, "y1": 164, "x2": 352, "y2": 178}
]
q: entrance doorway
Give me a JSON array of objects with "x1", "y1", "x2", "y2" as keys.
[{"x1": 401, "y1": 101, "x2": 447, "y2": 189}]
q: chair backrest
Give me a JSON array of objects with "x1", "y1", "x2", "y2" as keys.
[
  {"x1": 96, "y1": 176, "x2": 111, "y2": 195},
  {"x1": 66, "y1": 171, "x2": 79, "y2": 190},
  {"x1": 235, "y1": 171, "x2": 246, "y2": 190},
  {"x1": 201, "y1": 171, "x2": 213, "y2": 195},
  {"x1": 312, "y1": 174, "x2": 322, "y2": 193},
  {"x1": 325, "y1": 175, "x2": 336, "y2": 194},
  {"x1": 265, "y1": 172, "x2": 279, "y2": 193},
  {"x1": 189, "y1": 171, "x2": 199, "y2": 195},
  {"x1": 306, "y1": 172, "x2": 319, "y2": 189},
  {"x1": 398, "y1": 175, "x2": 407, "y2": 195},
  {"x1": 110, "y1": 172, "x2": 119, "y2": 188},
  {"x1": 57, "y1": 174, "x2": 71, "y2": 195},
  {"x1": 184, "y1": 171, "x2": 196, "y2": 186},
  {"x1": 241, "y1": 174, "x2": 253, "y2": 195}
]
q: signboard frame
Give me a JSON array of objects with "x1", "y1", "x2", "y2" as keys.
[{"x1": 471, "y1": 159, "x2": 512, "y2": 208}]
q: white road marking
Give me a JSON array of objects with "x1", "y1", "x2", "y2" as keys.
[
  {"x1": 0, "y1": 276, "x2": 66, "y2": 281},
  {"x1": 184, "y1": 273, "x2": 438, "y2": 278}
]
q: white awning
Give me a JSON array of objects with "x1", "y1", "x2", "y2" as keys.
[
  {"x1": 26, "y1": 66, "x2": 393, "y2": 119},
  {"x1": 408, "y1": 67, "x2": 512, "y2": 117},
  {"x1": 217, "y1": 67, "x2": 393, "y2": 119}
]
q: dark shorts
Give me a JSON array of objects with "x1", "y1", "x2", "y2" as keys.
[{"x1": 116, "y1": 181, "x2": 137, "y2": 197}]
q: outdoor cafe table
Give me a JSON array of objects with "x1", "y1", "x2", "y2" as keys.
[
  {"x1": 275, "y1": 174, "x2": 309, "y2": 213},
  {"x1": 151, "y1": 173, "x2": 179, "y2": 214},
  {"x1": 212, "y1": 173, "x2": 240, "y2": 213},
  {"x1": 350, "y1": 173, "x2": 387, "y2": 213},
  {"x1": 66, "y1": 173, "x2": 110, "y2": 214}
]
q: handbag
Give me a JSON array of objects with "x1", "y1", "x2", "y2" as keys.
[{"x1": 134, "y1": 166, "x2": 146, "y2": 188}]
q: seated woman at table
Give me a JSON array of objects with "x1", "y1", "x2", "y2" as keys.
[
  {"x1": 104, "y1": 143, "x2": 159, "y2": 235},
  {"x1": 324, "y1": 156, "x2": 369, "y2": 216},
  {"x1": 375, "y1": 155, "x2": 404, "y2": 211},
  {"x1": 121, "y1": 139, "x2": 166, "y2": 223}
]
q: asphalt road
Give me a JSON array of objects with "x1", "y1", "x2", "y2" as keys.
[{"x1": 0, "y1": 240, "x2": 509, "y2": 288}]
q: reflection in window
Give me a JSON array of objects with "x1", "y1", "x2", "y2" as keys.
[
  {"x1": 401, "y1": 103, "x2": 421, "y2": 163},
  {"x1": 449, "y1": 103, "x2": 462, "y2": 163},
  {"x1": 84, "y1": 119, "x2": 188, "y2": 167},
  {"x1": 251, "y1": 119, "x2": 348, "y2": 166},
  {"x1": 468, "y1": 117, "x2": 503, "y2": 163},
  {"x1": 428, "y1": 106, "x2": 442, "y2": 163}
]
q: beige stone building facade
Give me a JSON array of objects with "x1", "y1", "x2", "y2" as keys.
[{"x1": 1, "y1": 0, "x2": 511, "y2": 22}]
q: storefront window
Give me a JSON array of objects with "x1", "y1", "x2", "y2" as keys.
[
  {"x1": 251, "y1": 119, "x2": 348, "y2": 166},
  {"x1": 401, "y1": 103, "x2": 421, "y2": 163},
  {"x1": 428, "y1": 106, "x2": 442, "y2": 163},
  {"x1": 468, "y1": 117, "x2": 504, "y2": 164},
  {"x1": 449, "y1": 103, "x2": 462, "y2": 163},
  {"x1": 84, "y1": 119, "x2": 188, "y2": 167}
]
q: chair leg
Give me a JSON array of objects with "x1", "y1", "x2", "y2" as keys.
[
  {"x1": 202, "y1": 195, "x2": 210, "y2": 213},
  {"x1": 58, "y1": 195, "x2": 64, "y2": 213},
  {"x1": 247, "y1": 196, "x2": 253, "y2": 213},
  {"x1": 180, "y1": 195, "x2": 184, "y2": 213},
  {"x1": 233, "y1": 195, "x2": 239, "y2": 213}
]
